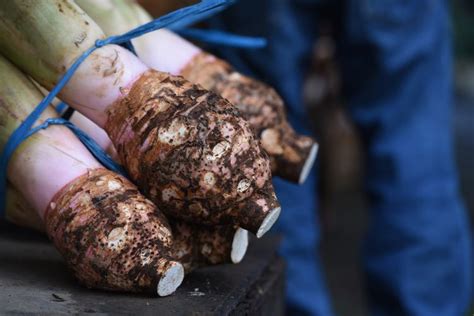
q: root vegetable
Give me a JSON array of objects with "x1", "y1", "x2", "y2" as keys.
[
  {"x1": 171, "y1": 222, "x2": 248, "y2": 273},
  {"x1": 5, "y1": 92, "x2": 250, "y2": 272},
  {"x1": 77, "y1": 0, "x2": 318, "y2": 184},
  {"x1": 181, "y1": 54, "x2": 318, "y2": 184},
  {"x1": 106, "y1": 70, "x2": 280, "y2": 236},
  {"x1": 0, "y1": 0, "x2": 280, "y2": 235},
  {"x1": 46, "y1": 168, "x2": 183, "y2": 295},
  {"x1": 68, "y1": 98, "x2": 253, "y2": 266},
  {"x1": 0, "y1": 55, "x2": 183, "y2": 296},
  {"x1": 6, "y1": 184, "x2": 249, "y2": 274}
]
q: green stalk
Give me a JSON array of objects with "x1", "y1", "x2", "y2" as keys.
[
  {"x1": 76, "y1": 0, "x2": 142, "y2": 36},
  {"x1": 0, "y1": 52, "x2": 104, "y2": 217},
  {"x1": 0, "y1": 54, "x2": 56, "y2": 150},
  {"x1": 0, "y1": 52, "x2": 64, "y2": 218},
  {"x1": 0, "y1": 0, "x2": 148, "y2": 127},
  {"x1": 0, "y1": 53, "x2": 57, "y2": 225},
  {"x1": 77, "y1": 0, "x2": 199, "y2": 75},
  {"x1": 0, "y1": 0, "x2": 105, "y2": 89},
  {"x1": 6, "y1": 186, "x2": 44, "y2": 232}
]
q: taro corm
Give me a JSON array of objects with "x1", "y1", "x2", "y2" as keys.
[
  {"x1": 0, "y1": 55, "x2": 184, "y2": 296},
  {"x1": 14, "y1": 87, "x2": 251, "y2": 275},
  {"x1": 0, "y1": 0, "x2": 281, "y2": 237},
  {"x1": 77, "y1": 0, "x2": 318, "y2": 184}
]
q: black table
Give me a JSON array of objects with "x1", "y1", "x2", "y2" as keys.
[{"x1": 0, "y1": 222, "x2": 285, "y2": 315}]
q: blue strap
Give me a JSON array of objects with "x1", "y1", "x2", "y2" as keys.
[
  {"x1": 0, "y1": 0, "x2": 234, "y2": 216},
  {"x1": 177, "y1": 28, "x2": 267, "y2": 48}
]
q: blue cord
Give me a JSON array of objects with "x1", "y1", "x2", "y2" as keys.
[
  {"x1": 0, "y1": 0, "x2": 234, "y2": 215},
  {"x1": 177, "y1": 28, "x2": 266, "y2": 48}
]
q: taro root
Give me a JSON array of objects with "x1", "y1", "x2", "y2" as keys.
[
  {"x1": 0, "y1": 0, "x2": 281, "y2": 237},
  {"x1": 106, "y1": 70, "x2": 281, "y2": 237},
  {"x1": 6, "y1": 185, "x2": 249, "y2": 275},
  {"x1": 45, "y1": 168, "x2": 184, "y2": 295},
  {"x1": 75, "y1": 0, "x2": 317, "y2": 184},
  {"x1": 181, "y1": 53, "x2": 318, "y2": 184},
  {"x1": 0, "y1": 54, "x2": 183, "y2": 296},
  {"x1": 171, "y1": 222, "x2": 248, "y2": 273}
]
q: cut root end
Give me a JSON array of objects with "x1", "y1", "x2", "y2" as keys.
[
  {"x1": 298, "y1": 143, "x2": 319, "y2": 185},
  {"x1": 231, "y1": 228, "x2": 249, "y2": 263},
  {"x1": 157, "y1": 262, "x2": 184, "y2": 297},
  {"x1": 256, "y1": 206, "x2": 281, "y2": 238}
]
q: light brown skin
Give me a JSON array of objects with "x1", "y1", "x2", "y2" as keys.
[
  {"x1": 0, "y1": 0, "x2": 280, "y2": 237},
  {"x1": 181, "y1": 53, "x2": 317, "y2": 183},
  {"x1": 6, "y1": 185, "x2": 242, "y2": 274},
  {"x1": 105, "y1": 70, "x2": 279, "y2": 234},
  {"x1": 45, "y1": 168, "x2": 179, "y2": 294}
]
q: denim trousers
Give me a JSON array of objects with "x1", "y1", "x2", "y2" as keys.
[{"x1": 210, "y1": 1, "x2": 473, "y2": 315}]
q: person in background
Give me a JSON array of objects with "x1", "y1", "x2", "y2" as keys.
[{"x1": 209, "y1": 1, "x2": 473, "y2": 315}]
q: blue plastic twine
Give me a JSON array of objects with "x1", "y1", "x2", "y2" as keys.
[
  {"x1": 0, "y1": 0, "x2": 235, "y2": 215},
  {"x1": 177, "y1": 28, "x2": 267, "y2": 48}
]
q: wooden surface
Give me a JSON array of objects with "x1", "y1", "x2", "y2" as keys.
[{"x1": 0, "y1": 222, "x2": 285, "y2": 315}]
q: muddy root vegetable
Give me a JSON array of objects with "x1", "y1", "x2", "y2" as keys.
[
  {"x1": 76, "y1": 0, "x2": 317, "y2": 184},
  {"x1": 106, "y1": 70, "x2": 280, "y2": 236},
  {"x1": 181, "y1": 53, "x2": 318, "y2": 184},
  {"x1": 6, "y1": 183, "x2": 248, "y2": 274},
  {"x1": 46, "y1": 168, "x2": 183, "y2": 295},
  {"x1": 171, "y1": 222, "x2": 248, "y2": 273},
  {"x1": 6, "y1": 185, "x2": 248, "y2": 274},
  {"x1": 3, "y1": 96, "x2": 249, "y2": 272},
  {"x1": 0, "y1": 54, "x2": 183, "y2": 296},
  {"x1": 0, "y1": 0, "x2": 281, "y2": 236}
]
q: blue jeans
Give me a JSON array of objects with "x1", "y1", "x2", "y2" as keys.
[{"x1": 210, "y1": 1, "x2": 473, "y2": 315}]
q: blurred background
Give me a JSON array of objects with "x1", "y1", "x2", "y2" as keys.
[
  {"x1": 141, "y1": 0, "x2": 474, "y2": 314},
  {"x1": 308, "y1": 1, "x2": 474, "y2": 314}
]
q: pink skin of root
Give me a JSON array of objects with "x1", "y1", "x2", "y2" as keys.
[
  {"x1": 59, "y1": 38, "x2": 199, "y2": 153},
  {"x1": 131, "y1": 29, "x2": 201, "y2": 75},
  {"x1": 7, "y1": 125, "x2": 102, "y2": 219},
  {"x1": 70, "y1": 112, "x2": 112, "y2": 151},
  {"x1": 19, "y1": 38, "x2": 196, "y2": 214},
  {"x1": 12, "y1": 35, "x2": 205, "y2": 216},
  {"x1": 36, "y1": 35, "x2": 196, "y2": 197},
  {"x1": 60, "y1": 44, "x2": 148, "y2": 127}
]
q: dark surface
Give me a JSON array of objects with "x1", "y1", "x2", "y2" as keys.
[{"x1": 0, "y1": 223, "x2": 284, "y2": 315}]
